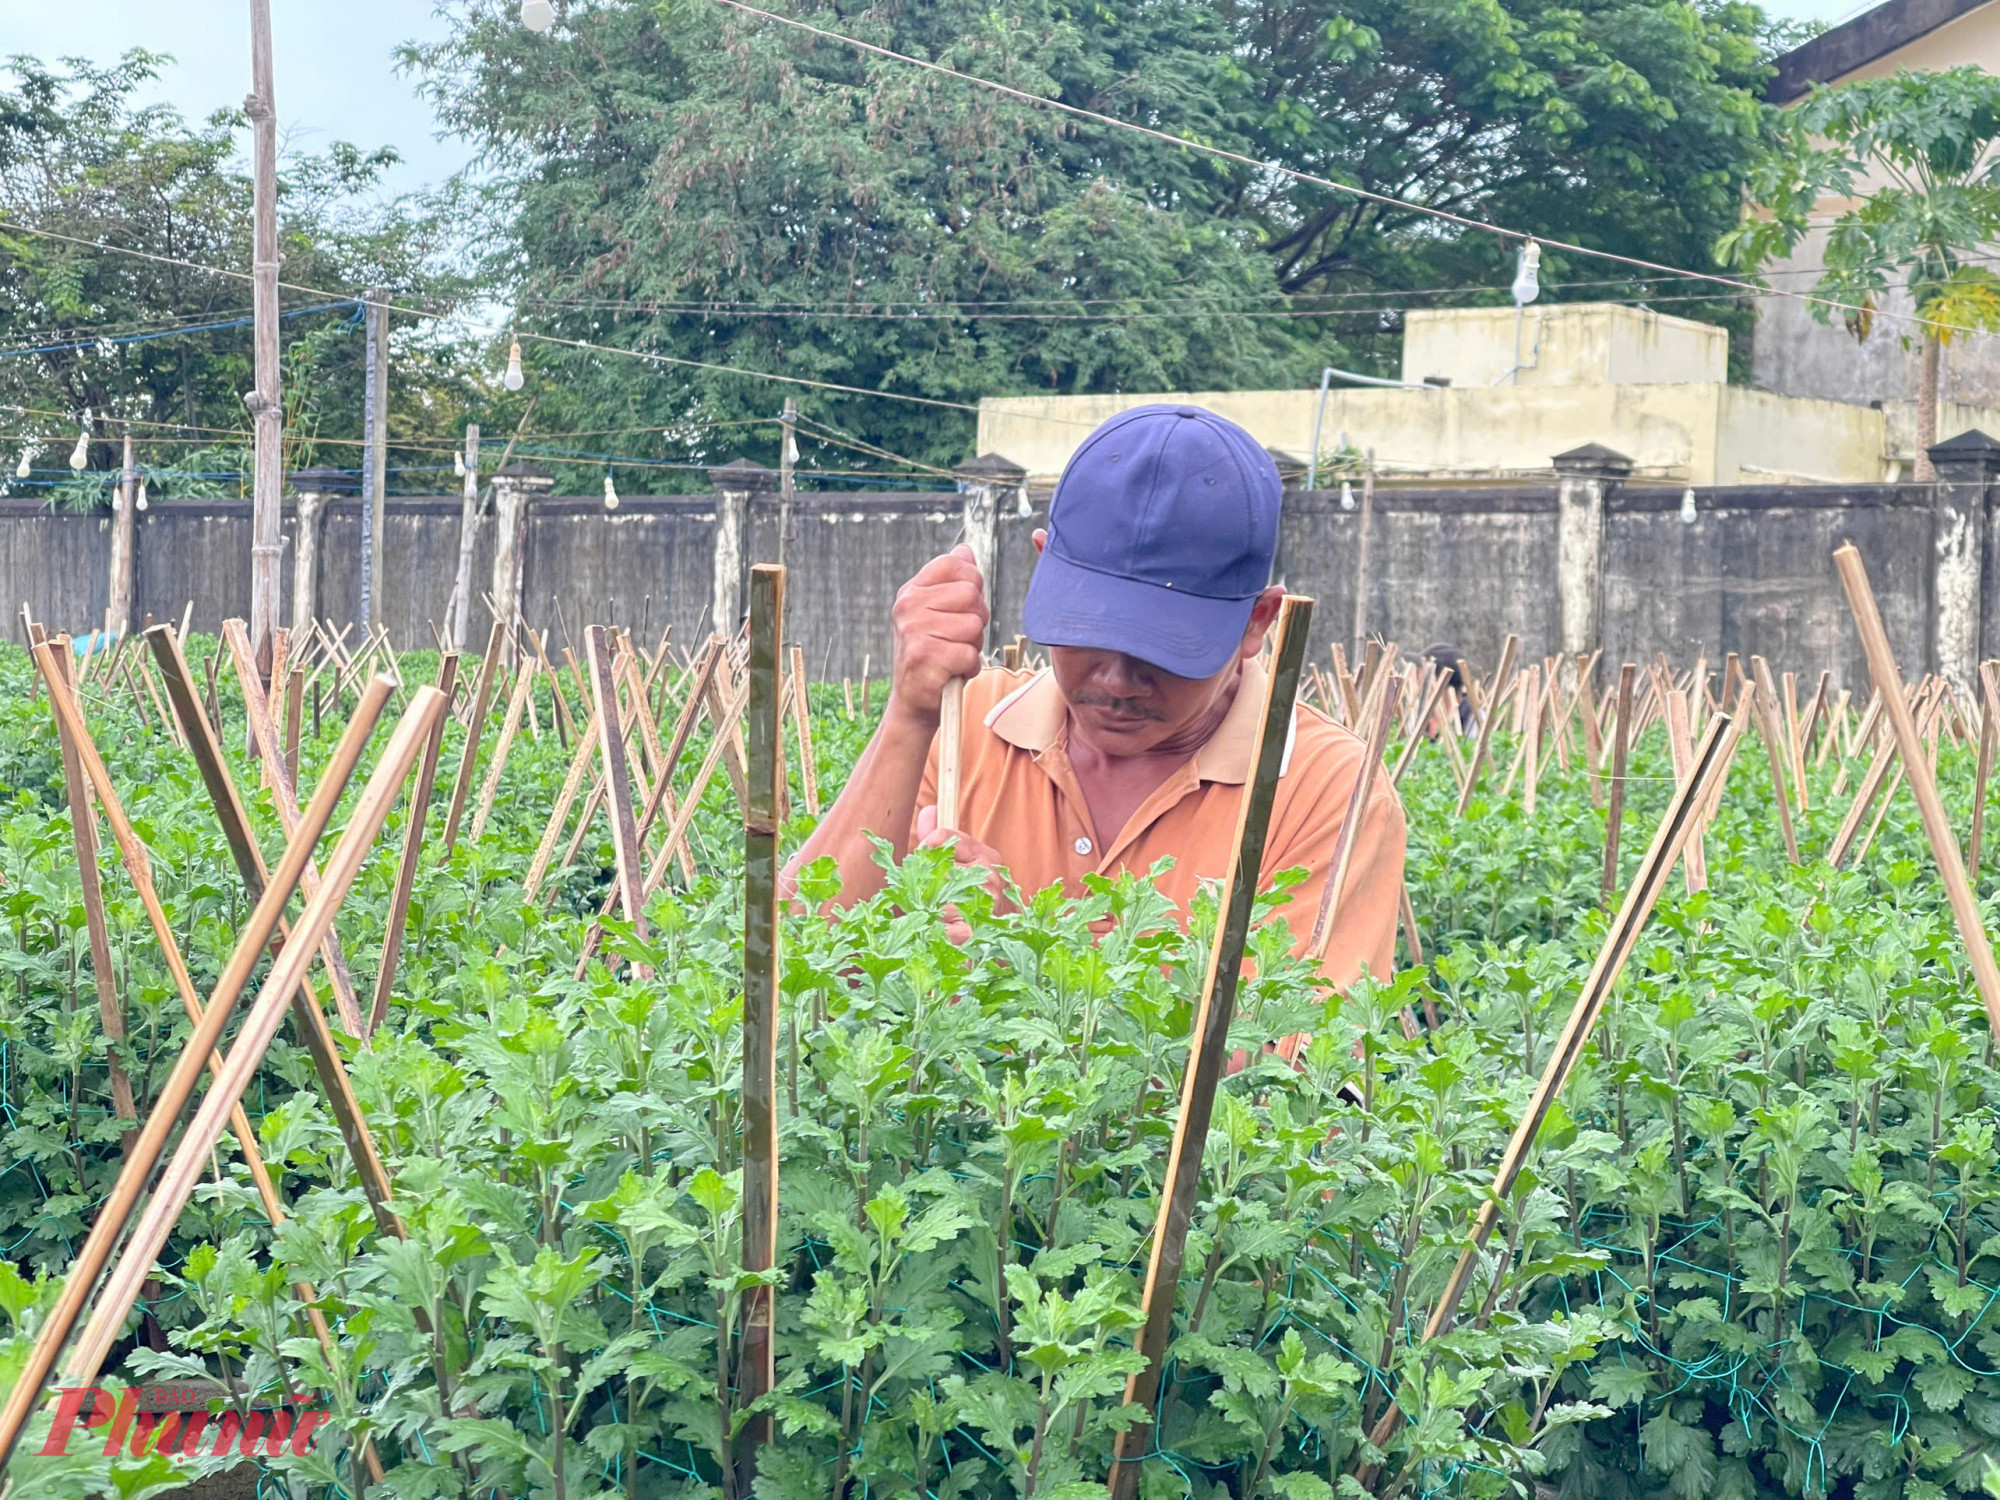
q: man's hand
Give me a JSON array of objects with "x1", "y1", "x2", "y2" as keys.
[
  {"x1": 889, "y1": 545, "x2": 988, "y2": 726},
  {"x1": 914, "y1": 802, "x2": 1011, "y2": 944}
]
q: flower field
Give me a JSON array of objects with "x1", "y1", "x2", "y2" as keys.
[{"x1": 2, "y1": 618, "x2": 2000, "y2": 1500}]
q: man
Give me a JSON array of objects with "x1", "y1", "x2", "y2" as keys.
[{"x1": 786, "y1": 403, "x2": 1405, "y2": 1003}]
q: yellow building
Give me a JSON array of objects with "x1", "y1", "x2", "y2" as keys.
[{"x1": 977, "y1": 301, "x2": 1944, "y2": 486}]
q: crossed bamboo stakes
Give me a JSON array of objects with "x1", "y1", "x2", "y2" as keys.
[
  {"x1": 0, "y1": 597, "x2": 819, "y2": 1477},
  {"x1": 9, "y1": 543, "x2": 2000, "y2": 1491}
]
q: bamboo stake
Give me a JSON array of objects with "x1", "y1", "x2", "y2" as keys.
[
  {"x1": 1662, "y1": 671, "x2": 1706, "y2": 893},
  {"x1": 442, "y1": 619, "x2": 508, "y2": 853},
  {"x1": 148, "y1": 631, "x2": 409, "y2": 1271},
  {"x1": 1390, "y1": 670, "x2": 1449, "y2": 787},
  {"x1": 1455, "y1": 633, "x2": 1519, "y2": 817},
  {"x1": 635, "y1": 681, "x2": 748, "y2": 897},
  {"x1": 31, "y1": 640, "x2": 293, "y2": 1198},
  {"x1": 587, "y1": 626, "x2": 650, "y2": 962},
  {"x1": 282, "y1": 668, "x2": 303, "y2": 792},
  {"x1": 1783, "y1": 669, "x2": 1808, "y2": 814},
  {"x1": 1601, "y1": 663, "x2": 1635, "y2": 905},
  {"x1": 737, "y1": 565, "x2": 786, "y2": 1483},
  {"x1": 1577, "y1": 653, "x2": 1603, "y2": 807},
  {"x1": 370, "y1": 654, "x2": 460, "y2": 1036},
  {"x1": 524, "y1": 704, "x2": 603, "y2": 900},
  {"x1": 790, "y1": 643, "x2": 822, "y2": 815},
  {"x1": 937, "y1": 677, "x2": 966, "y2": 829},
  {"x1": 1108, "y1": 595, "x2": 1313, "y2": 1500},
  {"x1": 1749, "y1": 657, "x2": 1801, "y2": 865},
  {"x1": 223, "y1": 621, "x2": 370, "y2": 1037},
  {"x1": 1974, "y1": 662, "x2": 2000, "y2": 877},
  {"x1": 469, "y1": 645, "x2": 535, "y2": 842},
  {"x1": 1522, "y1": 665, "x2": 1542, "y2": 817},
  {"x1": 0, "y1": 673, "x2": 391, "y2": 1477},
  {"x1": 64, "y1": 687, "x2": 444, "y2": 1389},
  {"x1": 1828, "y1": 732, "x2": 1901, "y2": 869},
  {"x1": 1358, "y1": 707, "x2": 1735, "y2": 1475},
  {"x1": 1834, "y1": 544, "x2": 2000, "y2": 1031},
  {"x1": 1308, "y1": 679, "x2": 1398, "y2": 960},
  {"x1": 45, "y1": 639, "x2": 136, "y2": 1126}
]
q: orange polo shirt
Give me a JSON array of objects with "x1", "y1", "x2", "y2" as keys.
[{"x1": 915, "y1": 663, "x2": 1406, "y2": 991}]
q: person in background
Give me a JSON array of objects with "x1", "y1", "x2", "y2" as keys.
[
  {"x1": 783, "y1": 403, "x2": 1408, "y2": 1030},
  {"x1": 1422, "y1": 641, "x2": 1480, "y2": 737}
]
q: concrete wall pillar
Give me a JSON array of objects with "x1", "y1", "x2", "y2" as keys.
[
  {"x1": 707, "y1": 459, "x2": 776, "y2": 635},
  {"x1": 106, "y1": 434, "x2": 137, "y2": 636},
  {"x1": 954, "y1": 452, "x2": 1026, "y2": 647},
  {"x1": 1927, "y1": 429, "x2": 2000, "y2": 691},
  {"x1": 490, "y1": 462, "x2": 554, "y2": 653},
  {"x1": 1552, "y1": 443, "x2": 1632, "y2": 658}
]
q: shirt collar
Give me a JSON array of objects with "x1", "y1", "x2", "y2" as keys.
[{"x1": 985, "y1": 658, "x2": 1287, "y2": 786}]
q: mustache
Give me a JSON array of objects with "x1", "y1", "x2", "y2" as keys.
[{"x1": 1072, "y1": 693, "x2": 1166, "y2": 721}]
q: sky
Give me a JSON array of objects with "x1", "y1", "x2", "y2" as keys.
[
  {"x1": 2, "y1": 0, "x2": 1892, "y2": 205},
  {"x1": 3, "y1": 1, "x2": 469, "y2": 201}
]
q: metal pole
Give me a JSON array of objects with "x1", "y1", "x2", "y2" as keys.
[
  {"x1": 246, "y1": 0, "x2": 282, "y2": 683},
  {"x1": 361, "y1": 286, "x2": 388, "y2": 631},
  {"x1": 1306, "y1": 366, "x2": 1332, "y2": 491}
]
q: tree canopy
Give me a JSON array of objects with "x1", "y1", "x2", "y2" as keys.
[
  {"x1": 407, "y1": 0, "x2": 1781, "y2": 483},
  {"x1": 0, "y1": 51, "x2": 472, "y2": 503}
]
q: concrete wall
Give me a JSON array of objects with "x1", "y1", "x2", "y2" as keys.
[{"x1": 0, "y1": 479, "x2": 1976, "y2": 691}]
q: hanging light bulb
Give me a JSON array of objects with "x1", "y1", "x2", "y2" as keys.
[
  {"x1": 1340, "y1": 480, "x2": 1356, "y2": 511},
  {"x1": 69, "y1": 411, "x2": 90, "y2": 472},
  {"x1": 14, "y1": 445, "x2": 33, "y2": 480},
  {"x1": 454, "y1": 448, "x2": 466, "y2": 479},
  {"x1": 503, "y1": 338, "x2": 526, "y2": 391},
  {"x1": 134, "y1": 476, "x2": 148, "y2": 512},
  {"x1": 1680, "y1": 487, "x2": 1698, "y2": 524},
  {"x1": 1511, "y1": 241, "x2": 1542, "y2": 306},
  {"x1": 521, "y1": 0, "x2": 556, "y2": 30},
  {"x1": 603, "y1": 469, "x2": 620, "y2": 510},
  {"x1": 1015, "y1": 484, "x2": 1031, "y2": 518}
]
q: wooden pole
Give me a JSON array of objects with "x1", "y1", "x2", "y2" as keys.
[
  {"x1": 246, "y1": 0, "x2": 282, "y2": 682},
  {"x1": 1834, "y1": 543, "x2": 2000, "y2": 1032},
  {"x1": 737, "y1": 564, "x2": 785, "y2": 1484},
  {"x1": 370, "y1": 653, "x2": 459, "y2": 1035},
  {"x1": 1107, "y1": 595, "x2": 1313, "y2": 1500},
  {"x1": 64, "y1": 688, "x2": 444, "y2": 1389}
]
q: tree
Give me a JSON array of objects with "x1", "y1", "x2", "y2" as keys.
[
  {"x1": 0, "y1": 51, "x2": 475, "y2": 505},
  {"x1": 406, "y1": 0, "x2": 1775, "y2": 484},
  {"x1": 1722, "y1": 67, "x2": 2000, "y2": 479}
]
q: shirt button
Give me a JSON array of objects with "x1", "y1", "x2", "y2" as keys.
[{"x1": 1074, "y1": 837, "x2": 1093, "y2": 856}]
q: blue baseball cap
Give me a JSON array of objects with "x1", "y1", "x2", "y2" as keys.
[{"x1": 1021, "y1": 404, "x2": 1282, "y2": 679}]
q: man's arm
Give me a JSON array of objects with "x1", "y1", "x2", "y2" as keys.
[{"x1": 781, "y1": 545, "x2": 988, "y2": 906}]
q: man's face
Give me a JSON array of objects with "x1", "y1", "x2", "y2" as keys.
[{"x1": 1048, "y1": 645, "x2": 1234, "y2": 756}]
